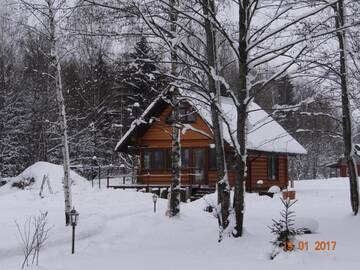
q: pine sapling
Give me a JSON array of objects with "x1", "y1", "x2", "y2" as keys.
[{"x1": 269, "y1": 198, "x2": 304, "y2": 259}]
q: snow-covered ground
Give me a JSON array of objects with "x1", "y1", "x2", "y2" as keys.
[{"x1": 1, "y1": 163, "x2": 360, "y2": 269}]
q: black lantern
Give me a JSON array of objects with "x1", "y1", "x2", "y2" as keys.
[
  {"x1": 70, "y1": 207, "x2": 79, "y2": 226},
  {"x1": 152, "y1": 194, "x2": 158, "y2": 213},
  {"x1": 70, "y1": 207, "x2": 79, "y2": 254}
]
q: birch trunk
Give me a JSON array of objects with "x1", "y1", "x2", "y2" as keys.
[
  {"x1": 233, "y1": 0, "x2": 249, "y2": 237},
  {"x1": 47, "y1": 0, "x2": 72, "y2": 225},
  {"x1": 201, "y1": 0, "x2": 230, "y2": 236},
  {"x1": 335, "y1": 0, "x2": 359, "y2": 215},
  {"x1": 168, "y1": 0, "x2": 181, "y2": 217}
]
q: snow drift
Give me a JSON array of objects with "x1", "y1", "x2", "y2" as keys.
[{"x1": 2, "y1": 161, "x2": 89, "y2": 194}]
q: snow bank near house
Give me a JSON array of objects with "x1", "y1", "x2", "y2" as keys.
[
  {"x1": 296, "y1": 217, "x2": 319, "y2": 233},
  {"x1": 2, "y1": 161, "x2": 89, "y2": 193},
  {"x1": 268, "y1": 185, "x2": 281, "y2": 193}
]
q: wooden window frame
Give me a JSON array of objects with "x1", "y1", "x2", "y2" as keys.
[
  {"x1": 142, "y1": 149, "x2": 166, "y2": 171},
  {"x1": 142, "y1": 147, "x2": 208, "y2": 184},
  {"x1": 142, "y1": 150, "x2": 151, "y2": 170},
  {"x1": 191, "y1": 148, "x2": 208, "y2": 185}
]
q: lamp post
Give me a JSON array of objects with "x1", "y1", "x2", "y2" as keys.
[
  {"x1": 91, "y1": 156, "x2": 97, "y2": 188},
  {"x1": 120, "y1": 164, "x2": 125, "y2": 184},
  {"x1": 92, "y1": 156, "x2": 101, "y2": 189},
  {"x1": 152, "y1": 194, "x2": 158, "y2": 213},
  {"x1": 107, "y1": 164, "x2": 113, "y2": 188},
  {"x1": 70, "y1": 207, "x2": 79, "y2": 254}
]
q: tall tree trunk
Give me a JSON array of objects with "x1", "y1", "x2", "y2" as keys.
[
  {"x1": 168, "y1": 0, "x2": 181, "y2": 217},
  {"x1": 335, "y1": 0, "x2": 359, "y2": 215},
  {"x1": 0, "y1": 46, "x2": 5, "y2": 175},
  {"x1": 233, "y1": 0, "x2": 249, "y2": 237},
  {"x1": 47, "y1": 0, "x2": 72, "y2": 225},
  {"x1": 202, "y1": 0, "x2": 230, "y2": 238}
]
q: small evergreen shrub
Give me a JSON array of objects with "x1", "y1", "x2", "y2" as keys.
[{"x1": 268, "y1": 198, "x2": 305, "y2": 259}]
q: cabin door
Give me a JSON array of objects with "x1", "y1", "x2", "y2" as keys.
[{"x1": 192, "y1": 149, "x2": 207, "y2": 185}]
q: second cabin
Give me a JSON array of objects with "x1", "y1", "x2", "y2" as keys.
[{"x1": 115, "y1": 91, "x2": 307, "y2": 192}]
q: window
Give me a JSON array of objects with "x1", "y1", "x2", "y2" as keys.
[
  {"x1": 142, "y1": 150, "x2": 165, "y2": 170},
  {"x1": 152, "y1": 150, "x2": 164, "y2": 170},
  {"x1": 209, "y1": 148, "x2": 217, "y2": 170},
  {"x1": 181, "y1": 148, "x2": 190, "y2": 168},
  {"x1": 143, "y1": 151, "x2": 151, "y2": 170},
  {"x1": 165, "y1": 148, "x2": 190, "y2": 169},
  {"x1": 267, "y1": 156, "x2": 278, "y2": 181},
  {"x1": 166, "y1": 149, "x2": 171, "y2": 169}
]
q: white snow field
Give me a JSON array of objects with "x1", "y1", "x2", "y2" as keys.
[{"x1": 1, "y1": 163, "x2": 360, "y2": 270}]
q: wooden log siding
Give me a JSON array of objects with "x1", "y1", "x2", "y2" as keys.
[
  {"x1": 140, "y1": 106, "x2": 212, "y2": 143},
  {"x1": 339, "y1": 165, "x2": 360, "y2": 177},
  {"x1": 135, "y1": 104, "x2": 289, "y2": 192},
  {"x1": 207, "y1": 154, "x2": 288, "y2": 191},
  {"x1": 248, "y1": 155, "x2": 288, "y2": 191}
]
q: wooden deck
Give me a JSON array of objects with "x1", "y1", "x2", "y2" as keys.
[{"x1": 107, "y1": 184, "x2": 216, "y2": 202}]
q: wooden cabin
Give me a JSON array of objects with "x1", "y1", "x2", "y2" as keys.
[
  {"x1": 115, "y1": 92, "x2": 307, "y2": 192},
  {"x1": 327, "y1": 156, "x2": 360, "y2": 177}
]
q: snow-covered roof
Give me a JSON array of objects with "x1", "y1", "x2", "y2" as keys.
[
  {"x1": 115, "y1": 91, "x2": 307, "y2": 155},
  {"x1": 185, "y1": 91, "x2": 306, "y2": 155},
  {"x1": 355, "y1": 144, "x2": 360, "y2": 156},
  {"x1": 327, "y1": 156, "x2": 360, "y2": 168},
  {"x1": 115, "y1": 95, "x2": 163, "y2": 152}
]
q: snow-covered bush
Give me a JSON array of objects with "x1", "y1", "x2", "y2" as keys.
[
  {"x1": 268, "y1": 185, "x2": 281, "y2": 194},
  {"x1": 296, "y1": 217, "x2": 319, "y2": 234},
  {"x1": 268, "y1": 198, "x2": 305, "y2": 259},
  {"x1": 11, "y1": 177, "x2": 35, "y2": 189}
]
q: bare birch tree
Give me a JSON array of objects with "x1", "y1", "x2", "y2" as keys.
[
  {"x1": 46, "y1": 0, "x2": 72, "y2": 225},
  {"x1": 168, "y1": 0, "x2": 181, "y2": 217},
  {"x1": 19, "y1": 0, "x2": 73, "y2": 225}
]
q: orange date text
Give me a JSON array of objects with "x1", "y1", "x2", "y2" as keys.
[{"x1": 298, "y1": 240, "x2": 336, "y2": 251}]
